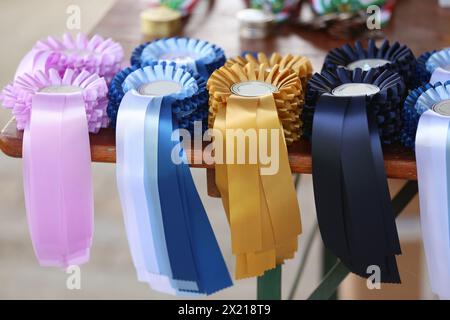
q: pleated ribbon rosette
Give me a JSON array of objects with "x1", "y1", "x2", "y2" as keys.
[
  {"x1": 114, "y1": 62, "x2": 231, "y2": 295},
  {"x1": 0, "y1": 68, "x2": 108, "y2": 267},
  {"x1": 130, "y1": 37, "x2": 226, "y2": 80},
  {"x1": 305, "y1": 67, "x2": 405, "y2": 283},
  {"x1": 107, "y1": 65, "x2": 208, "y2": 133},
  {"x1": 405, "y1": 81, "x2": 450, "y2": 299},
  {"x1": 322, "y1": 39, "x2": 417, "y2": 89},
  {"x1": 417, "y1": 49, "x2": 450, "y2": 85},
  {"x1": 207, "y1": 62, "x2": 302, "y2": 279},
  {"x1": 225, "y1": 52, "x2": 313, "y2": 144},
  {"x1": 15, "y1": 33, "x2": 123, "y2": 83}
]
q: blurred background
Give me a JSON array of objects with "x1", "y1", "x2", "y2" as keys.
[{"x1": 0, "y1": 0, "x2": 436, "y2": 299}]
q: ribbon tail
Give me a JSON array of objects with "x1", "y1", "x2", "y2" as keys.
[
  {"x1": 416, "y1": 110, "x2": 450, "y2": 299},
  {"x1": 158, "y1": 98, "x2": 200, "y2": 292},
  {"x1": 116, "y1": 92, "x2": 175, "y2": 294},
  {"x1": 341, "y1": 95, "x2": 400, "y2": 283},
  {"x1": 225, "y1": 95, "x2": 266, "y2": 278},
  {"x1": 257, "y1": 94, "x2": 301, "y2": 265},
  {"x1": 179, "y1": 152, "x2": 232, "y2": 294},
  {"x1": 25, "y1": 92, "x2": 93, "y2": 267},
  {"x1": 311, "y1": 95, "x2": 352, "y2": 266}
]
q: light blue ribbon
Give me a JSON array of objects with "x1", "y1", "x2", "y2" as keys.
[{"x1": 117, "y1": 62, "x2": 232, "y2": 295}]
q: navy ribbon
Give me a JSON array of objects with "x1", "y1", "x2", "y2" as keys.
[
  {"x1": 309, "y1": 68, "x2": 405, "y2": 283},
  {"x1": 157, "y1": 96, "x2": 232, "y2": 294}
]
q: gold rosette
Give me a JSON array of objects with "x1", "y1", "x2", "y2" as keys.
[
  {"x1": 207, "y1": 62, "x2": 302, "y2": 279},
  {"x1": 224, "y1": 53, "x2": 313, "y2": 143}
]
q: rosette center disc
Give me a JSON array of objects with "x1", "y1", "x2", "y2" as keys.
[
  {"x1": 40, "y1": 85, "x2": 83, "y2": 94},
  {"x1": 347, "y1": 59, "x2": 390, "y2": 71},
  {"x1": 332, "y1": 83, "x2": 380, "y2": 97},
  {"x1": 160, "y1": 52, "x2": 198, "y2": 64},
  {"x1": 138, "y1": 80, "x2": 182, "y2": 96},
  {"x1": 231, "y1": 81, "x2": 278, "y2": 97},
  {"x1": 432, "y1": 100, "x2": 450, "y2": 116},
  {"x1": 64, "y1": 49, "x2": 100, "y2": 58}
]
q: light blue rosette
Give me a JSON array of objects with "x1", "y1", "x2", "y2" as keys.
[
  {"x1": 401, "y1": 81, "x2": 450, "y2": 148},
  {"x1": 130, "y1": 37, "x2": 226, "y2": 79}
]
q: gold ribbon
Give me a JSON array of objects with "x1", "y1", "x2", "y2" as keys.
[
  {"x1": 225, "y1": 53, "x2": 313, "y2": 144},
  {"x1": 208, "y1": 62, "x2": 302, "y2": 279}
]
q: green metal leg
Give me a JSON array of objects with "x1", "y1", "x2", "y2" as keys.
[
  {"x1": 257, "y1": 265, "x2": 282, "y2": 300},
  {"x1": 309, "y1": 262, "x2": 349, "y2": 300},
  {"x1": 322, "y1": 248, "x2": 338, "y2": 300}
]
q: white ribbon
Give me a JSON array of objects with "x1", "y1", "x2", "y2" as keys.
[
  {"x1": 430, "y1": 67, "x2": 450, "y2": 85},
  {"x1": 416, "y1": 109, "x2": 450, "y2": 299}
]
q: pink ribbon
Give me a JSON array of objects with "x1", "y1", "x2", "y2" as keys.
[{"x1": 24, "y1": 92, "x2": 93, "y2": 267}]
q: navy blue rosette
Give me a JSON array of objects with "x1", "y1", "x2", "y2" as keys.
[
  {"x1": 401, "y1": 80, "x2": 450, "y2": 148},
  {"x1": 307, "y1": 67, "x2": 406, "y2": 283},
  {"x1": 322, "y1": 39, "x2": 417, "y2": 89},
  {"x1": 303, "y1": 68, "x2": 405, "y2": 144},
  {"x1": 107, "y1": 63, "x2": 208, "y2": 132}
]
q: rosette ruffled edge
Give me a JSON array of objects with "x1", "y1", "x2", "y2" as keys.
[
  {"x1": 130, "y1": 38, "x2": 226, "y2": 77},
  {"x1": 303, "y1": 67, "x2": 405, "y2": 144},
  {"x1": 207, "y1": 62, "x2": 302, "y2": 145},
  {"x1": 30, "y1": 32, "x2": 124, "y2": 83},
  {"x1": 416, "y1": 50, "x2": 437, "y2": 85},
  {"x1": 322, "y1": 38, "x2": 417, "y2": 89},
  {"x1": 400, "y1": 80, "x2": 450, "y2": 148},
  {"x1": 107, "y1": 61, "x2": 208, "y2": 132},
  {"x1": 1, "y1": 68, "x2": 108, "y2": 133}
]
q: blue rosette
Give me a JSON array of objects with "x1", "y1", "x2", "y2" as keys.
[
  {"x1": 107, "y1": 62, "x2": 208, "y2": 132},
  {"x1": 115, "y1": 61, "x2": 232, "y2": 295},
  {"x1": 303, "y1": 67, "x2": 405, "y2": 144},
  {"x1": 416, "y1": 50, "x2": 437, "y2": 85},
  {"x1": 130, "y1": 37, "x2": 226, "y2": 79},
  {"x1": 322, "y1": 39, "x2": 417, "y2": 89},
  {"x1": 416, "y1": 49, "x2": 450, "y2": 85},
  {"x1": 401, "y1": 81, "x2": 450, "y2": 148}
]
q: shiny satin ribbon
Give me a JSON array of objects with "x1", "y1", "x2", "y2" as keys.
[
  {"x1": 14, "y1": 32, "x2": 123, "y2": 83},
  {"x1": 10, "y1": 32, "x2": 121, "y2": 131},
  {"x1": 25, "y1": 92, "x2": 93, "y2": 267},
  {"x1": 208, "y1": 62, "x2": 302, "y2": 279},
  {"x1": 305, "y1": 67, "x2": 404, "y2": 145},
  {"x1": 322, "y1": 38, "x2": 417, "y2": 89},
  {"x1": 130, "y1": 37, "x2": 226, "y2": 80},
  {"x1": 425, "y1": 49, "x2": 450, "y2": 85},
  {"x1": 416, "y1": 110, "x2": 450, "y2": 300},
  {"x1": 225, "y1": 52, "x2": 313, "y2": 144},
  {"x1": 0, "y1": 68, "x2": 108, "y2": 267},
  {"x1": 107, "y1": 65, "x2": 208, "y2": 133},
  {"x1": 115, "y1": 62, "x2": 231, "y2": 295},
  {"x1": 307, "y1": 67, "x2": 405, "y2": 282},
  {"x1": 401, "y1": 81, "x2": 450, "y2": 298}
]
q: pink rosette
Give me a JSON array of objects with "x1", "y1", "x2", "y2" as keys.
[
  {"x1": 15, "y1": 33, "x2": 123, "y2": 84},
  {"x1": 0, "y1": 68, "x2": 108, "y2": 268},
  {"x1": 1, "y1": 68, "x2": 108, "y2": 133}
]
